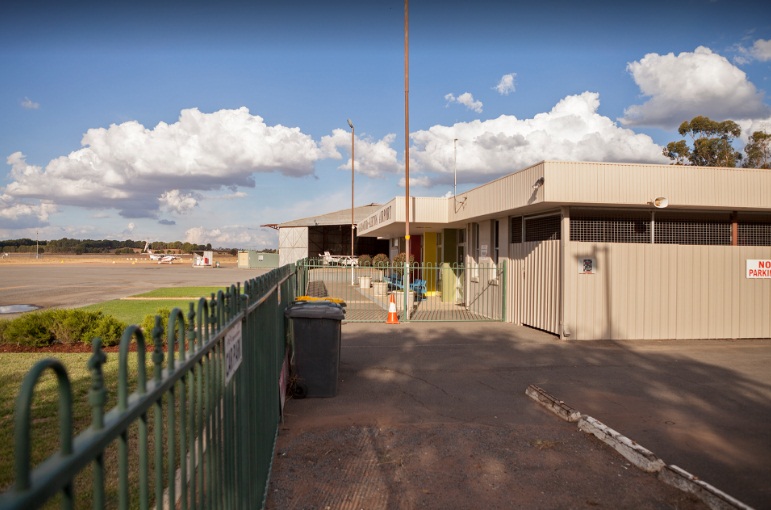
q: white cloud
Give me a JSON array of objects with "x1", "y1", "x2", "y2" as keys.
[
  {"x1": 319, "y1": 128, "x2": 399, "y2": 177},
  {"x1": 736, "y1": 117, "x2": 771, "y2": 144},
  {"x1": 445, "y1": 92, "x2": 484, "y2": 113},
  {"x1": 397, "y1": 175, "x2": 432, "y2": 189},
  {"x1": 21, "y1": 97, "x2": 40, "y2": 110},
  {"x1": 0, "y1": 192, "x2": 55, "y2": 228},
  {"x1": 185, "y1": 225, "x2": 276, "y2": 250},
  {"x1": 410, "y1": 92, "x2": 668, "y2": 187},
  {"x1": 750, "y1": 39, "x2": 771, "y2": 61},
  {"x1": 735, "y1": 39, "x2": 771, "y2": 64},
  {"x1": 159, "y1": 190, "x2": 200, "y2": 215},
  {"x1": 621, "y1": 46, "x2": 770, "y2": 128},
  {"x1": 494, "y1": 73, "x2": 517, "y2": 95},
  {"x1": 2, "y1": 107, "x2": 325, "y2": 219}
]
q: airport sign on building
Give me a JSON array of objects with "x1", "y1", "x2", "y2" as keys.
[{"x1": 746, "y1": 259, "x2": 771, "y2": 279}]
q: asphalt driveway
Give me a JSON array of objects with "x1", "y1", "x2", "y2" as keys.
[{"x1": 268, "y1": 322, "x2": 770, "y2": 509}]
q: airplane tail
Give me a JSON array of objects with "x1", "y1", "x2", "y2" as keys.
[{"x1": 143, "y1": 241, "x2": 151, "y2": 254}]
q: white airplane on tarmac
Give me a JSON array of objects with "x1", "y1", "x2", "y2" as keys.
[{"x1": 143, "y1": 242, "x2": 181, "y2": 264}]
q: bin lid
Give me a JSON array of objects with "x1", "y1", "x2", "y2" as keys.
[
  {"x1": 294, "y1": 296, "x2": 346, "y2": 306},
  {"x1": 285, "y1": 301, "x2": 346, "y2": 320}
]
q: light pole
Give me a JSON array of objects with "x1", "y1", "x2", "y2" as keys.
[
  {"x1": 454, "y1": 138, "x2": 458, "y2": 200},
  {"x1": 348, "y1": 118, "x2": 355, "y2": 286},
  {"x1": 404, "y1": 0, "x2": 411, "y2": 318}
]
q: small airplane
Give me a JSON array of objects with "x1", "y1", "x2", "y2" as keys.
[{"x1": 143, "y1": 242, "x2": 181, "y2": 264}]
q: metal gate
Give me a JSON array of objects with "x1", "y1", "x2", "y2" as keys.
[{"x1": 296, "y1": 259, "x2": 506, "y2": 322}]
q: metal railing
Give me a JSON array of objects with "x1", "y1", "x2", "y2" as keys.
[
  {"x1": 296, "y1": 259, "x2": 506, "y2": 322},
  {"x1": 0, "y1": 264, "x2": 296, "y2": 510}
]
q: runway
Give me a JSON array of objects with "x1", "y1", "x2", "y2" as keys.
[{"x1": 0, "y1": 261, "x2": 270, "y2": 320}]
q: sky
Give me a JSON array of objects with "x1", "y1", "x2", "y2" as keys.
[{"x1": 1, "y1": 0, "x2": 770, "y2": 249}]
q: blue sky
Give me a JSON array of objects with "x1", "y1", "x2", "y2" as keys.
[{"x1": 1, "y1": 0, "x2": 770, "y2": 249}]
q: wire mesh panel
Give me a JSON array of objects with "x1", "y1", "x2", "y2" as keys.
[
  {"x1": 510, "y1": 216, "x2": 523, "y2": 244},
  {"x1": 654, "y1": 219, "x2": 731, "y2": 245},
  {"x1": 524, "y1": 215, "x2": 561, "y2": 242},
  {"x1": 571, "y1": 211, "x2": 651, "y2": 244},
  {"x1": 738, "y1": 221, "x2": 771, "y2": 246}
]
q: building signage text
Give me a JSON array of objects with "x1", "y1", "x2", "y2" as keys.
[
  {"x1": 360, "y1": 205, "x2": 392, "y2": 232},
  {"x1": 746, "y1": 259, "x2": 771, "y2": 279}
]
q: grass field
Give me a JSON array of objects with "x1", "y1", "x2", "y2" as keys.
[
  {"x1": 79, "y1": 286, "x2": 231, "y2": 324},
  {"x1": 0, "y1": 285, "x2": 234, "y2": 502},
  {"x1": 0, "y1": 352, "x2": 157, "y2": 504}
]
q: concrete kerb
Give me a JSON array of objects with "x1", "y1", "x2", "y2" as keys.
[{"x1": 525, "y1": 384, "x2": 755, "y2": 510}]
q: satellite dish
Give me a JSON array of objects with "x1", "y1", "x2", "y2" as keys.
[{"x1": 652, "y1": 197, "x2": 669, "y2": 208}]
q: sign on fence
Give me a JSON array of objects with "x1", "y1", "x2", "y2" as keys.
[{"x1": 225, "y1": 321, "x2": 243, "y2": 384}]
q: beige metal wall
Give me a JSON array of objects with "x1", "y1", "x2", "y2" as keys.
[
  {"x1": 563, "y1": 243, "x2": 771, "y2": 340},
  {"x1": 508, "y1": 240, "x2": 561, "y2": 335},
  {"x1": 544, "y1": 161, "x2": 771, "y2": 209}
]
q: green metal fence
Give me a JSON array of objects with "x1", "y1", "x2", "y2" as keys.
[
  {"x1": 0, "y1": 264, "x2": 296, "y2": 510},
  {"x1": 297, "y1": 259, "x2": 506, "y2": 322}
]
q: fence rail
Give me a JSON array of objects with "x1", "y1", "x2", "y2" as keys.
[
  {"x1": 0, "y1": 264, "x2": 296, "y2": 510},
  {"x1": 297, "y1": 259, "x2": 506, "y2": 322}
]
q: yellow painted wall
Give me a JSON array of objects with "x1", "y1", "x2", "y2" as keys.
[{"x1": 423, "y1": 232, "x2": 438, "y2": 293}]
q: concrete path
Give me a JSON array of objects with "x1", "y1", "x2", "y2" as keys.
[{"x1": 268, "y1": 322, "x2": 770, "y2": 509}]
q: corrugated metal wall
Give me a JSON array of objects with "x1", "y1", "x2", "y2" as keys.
[
  {"x1": 545, "y1": 161, "x2": 771, "y2": 210},
  {"x1": 509, "y1": 240, "x2": 561, "y2": 335},
  {"x1": 563, "y1": 243, "x2": 771, "y2": 340}
]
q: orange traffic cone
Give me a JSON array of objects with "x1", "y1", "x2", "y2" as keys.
[{"x1": 386, "y1": 292, "x2": 399, "y2": 324}]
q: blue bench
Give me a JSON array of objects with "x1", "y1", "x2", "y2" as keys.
[{"x1": 386, "y1": 275, "x2": 426, "y2": 300}]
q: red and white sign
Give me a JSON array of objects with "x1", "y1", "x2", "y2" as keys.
[{"x1": 746, "y1": 259, "x2": 771, "y2": 279}]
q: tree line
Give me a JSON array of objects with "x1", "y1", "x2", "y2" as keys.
[
  {"x1": 664, "y1": 116, "x2": 770, "y2": 168},
  {"x1": 0, "y1": 238, "x2": 213, "y2": 255}
]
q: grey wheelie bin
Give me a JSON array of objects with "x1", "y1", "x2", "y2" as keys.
[{"x1": 284, "y1": 300, "x2": 345, "y2": 398}]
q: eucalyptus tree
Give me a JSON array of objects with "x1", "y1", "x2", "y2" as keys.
[
  {"x1": 663, "y1": 115, "x2": 742, "y2": 167},
  {"x1": 743, "y1": 130, "x2": 771, "y2": 169}
]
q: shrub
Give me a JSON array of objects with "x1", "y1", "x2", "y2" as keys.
[
  {"x1": 49, "y1": 309, "x2": 97, "y2": 344},
  {"x1": 140, "y1": 307, "x2": 172, "y2": 346},
  {"x1": 1, "y1": 311, "x2": 56, "y2": 347},
  {"x1": 372, "y1": 253, "x2": 389, "y2": 268},
  {"x1": 358, "y1": 254, "x2": 372, "y2": 267},
  {"x1": 89, "y1": 315, "x2": 129, "y2": 347},
  {"x1": 0, "y1": 309, "x2": 128, "y2": 348},
  {"x1": 392, "y1": 252, "x2": 415, "y2": 276}
]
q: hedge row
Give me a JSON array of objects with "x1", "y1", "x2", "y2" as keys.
[{"x1": 0, "y1": 309, "x2": 128, "y2": 348}]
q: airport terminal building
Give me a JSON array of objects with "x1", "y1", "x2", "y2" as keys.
[{"x1": 356, "y1": 160, "x2": 771, "y2": 341}]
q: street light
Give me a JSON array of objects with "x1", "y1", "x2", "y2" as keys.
[{"x1": 348, "y1": 118, "x2": 355, "y2": 286}]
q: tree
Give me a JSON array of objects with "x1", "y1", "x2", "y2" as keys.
[
  {"x1": 743, "y1": 130, "x2": 771, "y2": 169},
  {"x1": 663, "y1": 116, "x2": 742, "y2": 167}
]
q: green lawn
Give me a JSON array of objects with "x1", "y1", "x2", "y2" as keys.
[
  {"x1": 131, "y1": 286, "x2": 232, "y2": 298},
  {"x1": 0, "y1": 352, "x2": 157, "y2": 504},
  {"x1": 80, "y1": 299, "x2": 201, "y2": 325},
  {"x1": 0, "y1": 286, "x2": 233, "y2": 503},
  {"x1": 80, "y1": 286, "x2": 232, "y2": 324}
]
